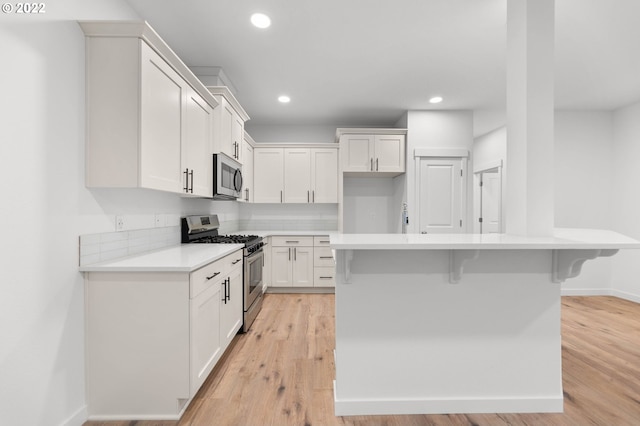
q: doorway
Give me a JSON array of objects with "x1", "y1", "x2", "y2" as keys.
[
  {"x1": 416, "y1": 156, "x2": 467, "y2": 234},
  {"x1": 475, "y1": 165, "x2": 503, "y2": 234}
]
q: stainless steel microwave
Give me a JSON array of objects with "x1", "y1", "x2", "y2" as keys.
[{"x1": 213, "y1": 153, "x2": 243, "y2": 200}]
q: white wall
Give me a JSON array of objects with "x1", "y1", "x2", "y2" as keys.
[
  {"x1": 0, "y1": 5, "x2": 240, "y2": 426},
  {"x1": 245, "y1": 123, "x2": 340, "y2": 143},
  {"x1": 406, "y1": 110, "x2": 475, "y2": 233},
  {"x1": 611, "y1": 101, "x2": 640, "y2": 302},
  {"x1": 554, "y1": 111, "x2": 614, "y2": 294}
]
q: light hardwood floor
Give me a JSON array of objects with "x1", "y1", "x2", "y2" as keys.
[{"x1": 85, "y1": 294, "x2": 640, "y2": 426}]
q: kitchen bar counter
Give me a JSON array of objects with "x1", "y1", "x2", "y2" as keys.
[
  {"x1": 78, "y1": 243, "x2": 243, "y2": 272},
  {"x1": 330, "y1": 228, "x2": 640, "y2": 416}
]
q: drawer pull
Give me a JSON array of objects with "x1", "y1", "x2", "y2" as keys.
[
  {"x1": 285, "y1": 240, "x2": 299, "y2": 243},
  {"x1": 232, "y1": 259, "x2": 242, "y2": 264},
  {"x1": 319, "y1": 256, "x2": 333, "y2": 259},
  {"x1": 206, "y1": 272, "x2": 221, "y2": 280},
  {"x1": 318, "y1": 240, "x2": 329, "y2": 244},
  {"x1": 319, "y1": 276, "x2": 333, "y2": 279}
]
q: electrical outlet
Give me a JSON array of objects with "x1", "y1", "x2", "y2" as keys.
[{"x1": 115, "y1": 215, "x2": 124, "y2": 231}]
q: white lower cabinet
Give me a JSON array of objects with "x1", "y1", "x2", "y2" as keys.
[
  {"x1": 271, "y1": 237, "x2": 314, "y2": 287},
  {"x1": 85, "y1": 249, "x2": 243, "y2": 420},
  {"x1": 268, "y1": 235, "x2": 335, "y2": 288}
]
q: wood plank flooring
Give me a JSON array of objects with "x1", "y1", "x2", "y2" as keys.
[{"x1": 85, "y1": 294, "x2": 640, "y2": 426}]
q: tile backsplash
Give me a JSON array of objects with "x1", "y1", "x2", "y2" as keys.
[{"x1": 79, "y1": 226, "x2": 180, "y2": 266}]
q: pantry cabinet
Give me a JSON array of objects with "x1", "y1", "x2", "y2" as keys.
[
  {"x1": 253, "y1": 145, "x2": 338, "y2": 203},
  {"x1": 208, "y1": 86, "x2": 250, "y2": 163},
  {"x1": 81, "y1": 21, "x2": 218, "y2": 197},
  {"x1": 338, "y1": 129, "x2": 407, "y2": 176}
]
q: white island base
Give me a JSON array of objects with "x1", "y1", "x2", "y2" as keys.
[{"x1": 331, "y1": 230, "x2": 640, "y2": 416}]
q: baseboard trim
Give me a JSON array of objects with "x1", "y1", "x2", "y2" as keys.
[
  {"x1": 60, "y1": 405, "x2": 87, "y2": 426},
  {"x1": 561, "y1": 288, "x2": 612, "y2": 296},
  {"x1": 333, "y1": 389, "x2": 564, "y2": 416},
  {"x1": 611, "y1": 289, "x2": 640, "y2": 303},
  {"x1": 266, "y1": 287, "x2": 335, "y2": 294}
]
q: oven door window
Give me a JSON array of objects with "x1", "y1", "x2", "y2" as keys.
[{"x1": 247, "y1": 252, "x2": 263, "y2": 296}]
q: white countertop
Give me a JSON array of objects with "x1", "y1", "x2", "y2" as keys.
[
  {"x1": 230, "y1": 230, "x2": 338, "y2": 237},
  {"x1": 330, "y1": 228, "x2": 640, "y2": 250},
  {"x1": 79, "y1": 244, "x2": 244, "y2": 272}
]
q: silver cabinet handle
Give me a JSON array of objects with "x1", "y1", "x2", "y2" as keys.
[
  {"x1": 288, "y1": 247, "x2": 291, "y2": 261},
  {"x1": 285, "y1": 240, "x2": 299, "y2": 243},
  {"x1": 370, "y1": 158, "x2": 373, "y2": 171},
  {"x1": 319, "y1": 256, "x2": 333, "y2": 259},
  {"x1": 376, "y1": 158, "x2": 379, "y2": 171},
  {"x1": 294, "y1": 247, "x2": 297, "y2": 261},
  {"x1": 319, "y1": 276, "x2": 333, "y2": 279}
]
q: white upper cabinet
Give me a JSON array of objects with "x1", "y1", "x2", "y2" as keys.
[
  {"x1": 183, "y1": 88, "x2": 214, "y2": 197},
  {"x1": 311, "y1": 148, "x2": 339, "y2": 203},
  {"x1": 284, "y1": 148, "x2": 312, "y2": 203},
  {"x1": 253, "y1": 145, "x2": 338, "y2": 204},
  {"x1": 338, "y1": 129, "x2": 407, "y2": 177},
  {"x1": 80, "y1": 21, "x2": 218, "y2": 197},
  {"x1": 240, "y1": 132, "x2": 255, "y2": 202},
  {"x1": 253, "y1": 148, "x2": 285, "y2": 203},
  {"x1": 208, "y1": 86, "x2": 250, "y2": 164}
]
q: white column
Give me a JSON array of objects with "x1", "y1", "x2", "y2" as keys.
[{"x1": 506, "y1": 0, "x2": 555, "y2": 236}]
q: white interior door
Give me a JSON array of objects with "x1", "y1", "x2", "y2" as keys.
[
  {"x1": 418, "y1": 158, "x2": 465, "y2": 234},
  {"x1": 480, "y1": 170, "x2": 502, "y2": 233}
]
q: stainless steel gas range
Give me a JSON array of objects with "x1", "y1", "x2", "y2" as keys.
[{"x1": 181, "y1": 215, "x2": 264, "y2": 333}]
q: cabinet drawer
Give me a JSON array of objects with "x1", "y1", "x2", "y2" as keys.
[
  {"x1": 313, "y1": 236, "x2": 331, "y2": 246},
  {"x1": 271, "y1": 236, "x2": 314, "y2": 247},
  {"x1": 223, "y1": 249, "x2": 244, "y2": 272},
  {"x1": 314, "y1": 247, "x2": 335, "y2": 267},
  {"x1": 191, "y1": 260, "x2": 225, "y2": 298},
  {"x1": 314, "y1": 267, "x2": 335, "y2": 287}
]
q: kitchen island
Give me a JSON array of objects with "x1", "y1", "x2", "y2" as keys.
[{"x1": 330, "y1": 228, "x2": 640, "y2": 416}]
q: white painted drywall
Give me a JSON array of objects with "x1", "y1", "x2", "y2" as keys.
[
  {"x1": 0, "y1": 4, "x2": 240, "y2": 425},
  {"x1": 554, "y1": 111, "x2": 614, "y2": 294},
  {"x1": 611, "y1": 101, "x2": 640, "y2": 302}
]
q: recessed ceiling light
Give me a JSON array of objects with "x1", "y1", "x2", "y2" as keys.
[
  {"x1": 278, "y1": 95, "x2": 291, "y2": 103},
  {"x1": 251, "y1": 13, "x2": 271, "y2": 29},
  {"x1": 429, "y1": 96, "x2": 443, "y2": 104}
]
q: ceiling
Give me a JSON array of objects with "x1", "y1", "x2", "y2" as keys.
[{"x1": 124, "y1": 0, "x2": 640, "y2": 136}]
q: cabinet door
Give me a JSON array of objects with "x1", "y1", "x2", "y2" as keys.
[
  {"x1": 184, "y1": 87, "x2": 213, "y2": 197},
  {"x1": 253, "y1": 148, "x2": 284, "y2": 203},
  {"x1": 284, "y1": 148, "x2": 311, "y2": 203},
  {"x1": 292, "y1": 247, "x2": 314, "y2": 287},
  {"x1": 219, "y1": 99, "x2": 235, "y2": 160},
  {"x1": 240, "y1": 140, "x2": 254, "y2": 202},
  {"x1": 220, "y1": 266, "x2": 243, "y2": 348},
  {"x1": 232, "y1": 113, "x2": 244, "y2": 163},
  {"x1": 374, "y1": 135, "x2": 405, "y2": 173},
  {"x1": 190, "y1": 283, "x2": 221, "y2": 395},
  {"x1": 139, "y1": 42, "x2": 184, "y2": 193},
  {"x1": 271, "y1": 247, "x2": 292, "y2": 286},
  {"x1": 311, "y1": 148, "x2": 338, "y2": 203},
  {"x1": 341, "y1": 134, "x2": 374, "y2": 172}
]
